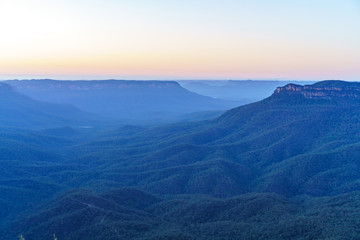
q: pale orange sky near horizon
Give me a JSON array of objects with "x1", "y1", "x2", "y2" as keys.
[{"x1": 0, "y1": 0, "x2": 359, "y2": 81}]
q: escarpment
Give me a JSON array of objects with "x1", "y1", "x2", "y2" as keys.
[{"x1": 274, "y1": 80, "x2": 360, "y2": 100}]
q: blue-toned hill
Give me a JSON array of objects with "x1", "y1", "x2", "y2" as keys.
[
  {"x1": 6, "y1": 80, "x2": 242, "y2": 123},
  {"x1": 4, "y1": 80, "x2": 360, "y2": 239},
  {"x1": 0, "y1": 82, "x2": 91, "y2": 129}
]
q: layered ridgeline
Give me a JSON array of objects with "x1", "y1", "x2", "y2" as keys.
[
  {"x1": 179, "y1": 80, "x2": 315, "y2": 102},
  {"x1": 4, "y1": 80, "x2": 360, "y2": 239},
  {"x1": 5, "y1": 80, "x2": 241, "y2": 123},
  {"x1": 0, "y1": 82, "x2": 90, "y2": 129}
]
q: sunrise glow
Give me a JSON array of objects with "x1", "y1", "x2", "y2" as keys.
[{"x1": 0, "y1": 0, "x2": 359, "y2": 80}]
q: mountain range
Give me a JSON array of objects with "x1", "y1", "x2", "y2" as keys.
[
  {"x1": 2, "y1": 80, "x2": 360, "y2": 239},
  {"x1": 5, "y1": 80, "x2": 242, "y2": 124}
]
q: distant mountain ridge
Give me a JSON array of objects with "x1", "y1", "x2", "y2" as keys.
[
  {"x1": 5, "y1": 79, "x2": 242, "y2": 123},
  {"x1": 0, "y1": 82, "x2": 91, "y2": 129},
  {"x1": 6, "y1": 79, "x2": 181, "y2": 91}
]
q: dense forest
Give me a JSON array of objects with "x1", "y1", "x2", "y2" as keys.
[{"x1": 2, "y1": 80, "x2": 360, "y2": 239}]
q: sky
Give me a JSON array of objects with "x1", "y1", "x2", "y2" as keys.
[{"x1": 0, "y1": 0, "x2": 359, "y2": 81}]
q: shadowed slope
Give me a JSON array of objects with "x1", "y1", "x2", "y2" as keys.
[{"x1": 0, "y1": 82, "x2": 91, "y2": 129}]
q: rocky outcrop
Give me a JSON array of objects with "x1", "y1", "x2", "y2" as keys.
[{"x1": 274, "y1": 81, "x2": 360, "y2": 100}]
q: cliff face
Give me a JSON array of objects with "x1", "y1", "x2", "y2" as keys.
[{"x1": 274, "y1": 81, "x2": 360, "y2": 100}]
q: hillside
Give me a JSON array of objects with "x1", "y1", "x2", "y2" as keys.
[
  {"x1": 3, "y1": 80, "x2": 360, "y2": 239},
  {"x1": 5, "y1": 80, "x2": 241, "y2": 123},
  {"x1": 55, "y1": 80, "x2": 360, "y2": 198},
  {"x1": 0, "y1": 82, "x2": 91, "y2": 129},
  {"x1": 10, "y1": 189, "x2": 360, "y2": 239}
]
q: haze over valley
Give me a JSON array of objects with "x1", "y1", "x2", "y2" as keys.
[
  {"x1": 1, "y1": 0, "x2": 360, "y2": 239},
  {"x1": 1, "y1": 79, "x2": 360, "y2": 239}
]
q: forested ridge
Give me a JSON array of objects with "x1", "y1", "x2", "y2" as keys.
[{"x1": 2, "y1": 80, "x2": 360, "y2": 239}]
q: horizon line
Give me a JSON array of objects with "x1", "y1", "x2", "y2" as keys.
[{"x1": 0, "y1": 78, "x2": 347, "y2": 82}]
